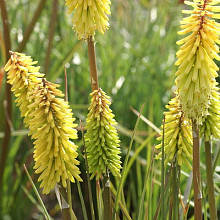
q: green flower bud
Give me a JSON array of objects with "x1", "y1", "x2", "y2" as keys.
[
  {"x1": 201, "y1": 83, "x2": 220, "y2": 141},
  {"x1": 156, "y1": 96, "x2": 193, "y2": 169},
  {"x1": 85, "y1": 88, "x2": 121, "y2": 179}
]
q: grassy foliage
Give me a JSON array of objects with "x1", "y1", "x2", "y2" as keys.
[{"x1": 0, "y1": 0, "x2": 219, "y2": 219}]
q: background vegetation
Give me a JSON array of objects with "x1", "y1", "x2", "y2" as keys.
[{"x1": 0, "y1": 0, "x2": 219, "y2": 219}]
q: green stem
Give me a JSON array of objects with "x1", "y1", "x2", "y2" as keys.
[
  {"x1": 59, "y1": 184, "x2": 76, "y2": 220},
  {"x1": 67, "y1": 180, "x2": 75, "y2": 220},
  {"x1": 0, "y1": 0, "x2": 12, "y2": 200},
  {"x1": 87, "y1": 37, "x2": 99, "y2": 91},
  {"x1": 172, "y1": 160, "x2": 178, "y2": 220},
  {"x1": 161, "y1": 115, "x2": 165, "y2": 220},
  {"x1": 96, "y1": 180, "x2": 103, "y2": 220},
  {"x1": 103, "y1": 172, "x2": 112, "y2": 220},
  {"x1": 76, "y1": 181, "x2": 88, "y2": 220},
  {"x1": 23, "y1": 165, "x2": 51, "y2": 220},
  {"x1": 17, "y1": 0, "x2": 47, "y2": 52},
  {"x1": 80, "y1": 121, "x2": 95, "y2": 220},
  {"x1": 205, "y1": 141, "x2": 217, "y2": 220},
  {"x1": 192, "y1": 120, "x2": 202, "y2": 220},
  {"x1": 137, "y1": 151, "x2": 155, "y2": 220}
]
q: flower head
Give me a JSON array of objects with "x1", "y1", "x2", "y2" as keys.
[
  {"x1": 175, "y1": 0, "x2": 220, "y2": 123},
  {"x1": 85, "y1": 88, "x2": 121, "y2": 179},
  {"x1": 156, "y1": 96, "x2": 193, "y2": 168},
  {"x1": 201, "y1": 84, "x2": 220, "y2": 141},
  {"x1": 65, "y1": 0, "x2": 111, "y2": 39},
  {"x1": 28, "y1": 79, "x2": 82, "y2": 194},
  {"x1": 4, "y1": 51, "x2": 43, "y2": 124}
]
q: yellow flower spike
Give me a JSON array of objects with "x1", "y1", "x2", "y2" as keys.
[
  {"x1": 155, "y1": 96, "x2": 193, "y2": 169},
  {"x1": 65, "y1": 0, "x2": 111, "y2": 39},
  {"x1": 4, "y1": 51, "x2": 44, "y2": 124},
  {"x1": 85, "y1": 88, "x2": 121, "y2": 179},
  {"x1": 175, "y1": 0, "x2": 220, "y2": 123},
  {"x1": 201, "y1": 83, "x2": 220, "y2": 141},
  {"x1": 27, "y1": 79, "x2": 82, "y2": 194}
]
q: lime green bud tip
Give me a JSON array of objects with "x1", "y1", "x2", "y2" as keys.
[
  {"x1": 155, "y1": 96, "x2": 193, "y2": 169},
  {"x1": 85, "y1": 88, "x2": 121, "y2": 179},
  {"x1": 201, "y1": 84, "x2": 220, "y2": 142}
]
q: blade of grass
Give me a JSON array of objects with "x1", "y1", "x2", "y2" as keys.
[
  {"x1": 205, "y1": 141, "x2": 217, "y2": 220},
  {"x1": 130, "y1": 106, "x2": 160, "y2": 133},
  {"x1": 59, "y1": 184, "x2": 76, "y2": 220},
  {"x1": 123, "y1": 132, "x2": 156, "y2": 187},
  {"x1": 22, "y1": 185, "x2": 48, "y2": 218},
  {"x1": 50, "y1": 41, "x2": 82, "y2": 81},
  {"x1": 137, "y1": 150, "x2": 155, "y2": 220},
  {"x1": 0, "y1": 0, "x2": 12, "y2": 203},
  {"x1": 116, "y1": 124, "x2": 144, "y2": 144},
  {"x1": 110, "y1": 185, "x2": 132, "y2": 220},
  {"x1": 161, "y1": 115, "x2": 165, "y2": 220},
  {"x1": 77, "y1": 181, "x2": 88, "y2": 220},
  {"x1": 153, "y1": 167, "x2": 172, "y2": 220},
  {"x1": 44, "y1": 0, "x2": 58, "y2": 74},
  {"x1": 17, "y1": 0, "x2": 47, "y2": 52},
  {"x1": 80, "y1": 120, "x2": 95, "y2": 220},
  {"x1": 113, "y1": 104, "x2": 145, "y2": 219},
  {"x1": 23, "y1": 164, "x2": 51, "y2": 220}
]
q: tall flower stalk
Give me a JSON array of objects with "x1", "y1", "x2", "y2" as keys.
[
  {"x1": 200, "y1": 85, "x2": 220, "y2": 220},
  {"x1": 65, "y1": 1, "x2": 121, "y2": 219},
  {"x1": 156, "y1": 95, "x2": 193, "y2": 219},
  {"x1": 174, "y1": 1, "x2": 220, "y2": 219}
]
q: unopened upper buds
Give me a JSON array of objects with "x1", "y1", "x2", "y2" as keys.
[
  {"x1": 201, "y1": 83, "x2": 220, "y2": 141},
  {"x1": 156, "y1": 96, "x2": 193, "y2": 168},
  {"x1": 85, "y1": 88, "x2": 121, "y2": 179}
]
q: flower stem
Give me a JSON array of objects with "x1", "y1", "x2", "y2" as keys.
[
  {"x1": 87, "y1": 37, "x2": 99, "y2": 91},
  {"x1": 0, "y1": 0, "x2": 12, "y2": 199},
  {"x1": 161, "y1": 115, "x2": 165, "y2": 220},
  {"x1": 103, "y1": 172, "x2": 112, "y2": 220},
  {"x1": 192, "y1": 121, "x2": 202, "y2": 220},
  {"x1": 59, "y1": 184, "x2": 76, "y2": 220},
  {"x1": 80, "y1": 121, "x2": 95, "y2": 220},
  {"x1": 172, "y1": 160, "x2": 179, "y2": 220},
  {"x1": 205, "y1": 141, "x2": 217, "y2": 220}
]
